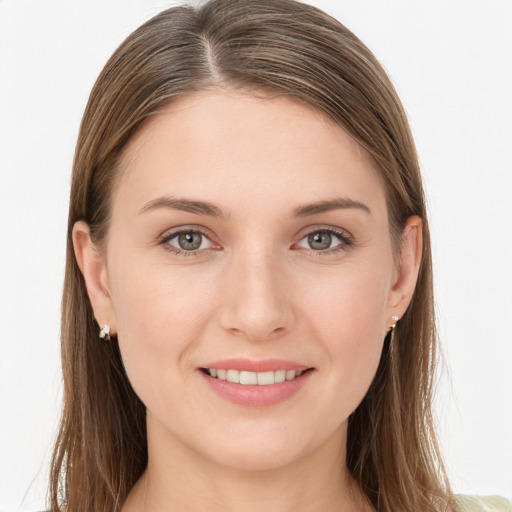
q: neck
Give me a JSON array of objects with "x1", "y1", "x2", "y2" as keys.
[{"x1": 123, "y1": 419, "x2": 373, "y2": 512}]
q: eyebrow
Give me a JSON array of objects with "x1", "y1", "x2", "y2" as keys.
[
  {"x1": 292, "y1": 197, "x2": 371, "y2": 217},
  {"x1": 139, "y1": 197, "x2": 227, "y2": 218},
  {"x1": 138, "y1": 196, "x2": 371, "y2": 218}
]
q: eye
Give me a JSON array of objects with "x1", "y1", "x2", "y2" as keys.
[
  {"x1": 160, "y1": 229, "x2": 216, "y2": 255},
  {"x1": 296, "y1": 227, "x2": 352, "y2": 254}
]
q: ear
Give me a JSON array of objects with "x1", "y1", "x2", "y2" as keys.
[
  {"x1": 386, "y1": 215, "x2": 423, "y2": 327},
  {"x1": 72, "y1": 220, "x2": 117, "y2": 333}
]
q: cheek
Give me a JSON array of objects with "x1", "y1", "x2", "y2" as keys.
[
  {"x1": 107, "y1": 255, "x2": 215, "y2": 399},
  {"x1": 299, "y1": 263, "x2": 390, "y2": 406},
  {"x1": 302, "y1": 259, "x2": 390, "y2": 341}
]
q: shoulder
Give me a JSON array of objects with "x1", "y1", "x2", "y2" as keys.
[{"x1": 457, "y1": 495, "x2": 512, "y2": 512}]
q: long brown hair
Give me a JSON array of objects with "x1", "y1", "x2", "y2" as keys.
[{"x1": 50, "y1": 1, "x2": 458, "y2": 511}]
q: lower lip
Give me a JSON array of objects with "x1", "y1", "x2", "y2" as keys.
[{"x1": 199, "y1": 370, "x2": 313, "y2": 407}]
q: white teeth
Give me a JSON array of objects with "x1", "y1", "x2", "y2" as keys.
[
  {"x1": 240, "y1": 371, "x2": 258, "y2": 385},
  {"x1": 226, "y1": 369, "x2": 240, "y2": 383},
  {"x1": 207, "y1": 368, "x2": 307, "y2": 385},
  {"x1": 274, "y1": 369, "x2": 286, "y2": 383},
  {"x1": 285, "y1": 369, "x2": 296, "y2": 381},
  {"x1": 257, "y1": 371, "x2": 275, "y2": 385}
]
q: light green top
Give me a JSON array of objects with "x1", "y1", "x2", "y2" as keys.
[{"x1": 457, "y1": 495, "x2": 512, "y2": 512}]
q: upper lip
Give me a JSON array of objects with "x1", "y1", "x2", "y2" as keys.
[{"x1": 200, "y1": 358, "x2": 311, "y2": 372}]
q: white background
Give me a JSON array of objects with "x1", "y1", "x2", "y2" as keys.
[{"x1": 0, "y1": 1, "x2": 511, "y2": 510}]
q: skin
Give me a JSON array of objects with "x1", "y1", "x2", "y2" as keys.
[{"x1": 73, "y1": 90, "x2": 422, "y2": 512}]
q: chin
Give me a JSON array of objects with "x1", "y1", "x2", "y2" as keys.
[
  {"x1": 195, "y1": 421, "x2": 334, "y2": 473},
  {"x1": 209, "y1": 442, "x2": 305, "y2": 472}
]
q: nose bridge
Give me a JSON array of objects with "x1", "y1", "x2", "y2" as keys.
[{"x1": 220, "y1": 242, "x2": 294, "y2": 341}]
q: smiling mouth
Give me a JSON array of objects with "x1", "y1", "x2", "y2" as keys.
[{"x1": 200, "y1": 368, "x2": 314, "y2": 385}]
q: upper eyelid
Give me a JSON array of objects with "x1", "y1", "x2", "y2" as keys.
[
  {"x1": 159, "y1": 225, "x2": 350, "y2": 240},
  {"x1": 159, "y1": 225, "x2": 214, "y2": 241},
  {"x1": 296, "y1": 224, "x2": 351, "y2": 239}
]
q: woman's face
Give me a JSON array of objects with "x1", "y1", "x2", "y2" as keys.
[{"x1": 77, "y1": 90, "x2": 420, "y2": 472}]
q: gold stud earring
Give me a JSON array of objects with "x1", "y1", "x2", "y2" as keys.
[{"x1": 99, "y1": 324, "x2": 111, "y2": 341}]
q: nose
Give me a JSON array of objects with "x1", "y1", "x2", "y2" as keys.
[{"x1": 218, "y1": 247, "x2": 296, "y2": 342}]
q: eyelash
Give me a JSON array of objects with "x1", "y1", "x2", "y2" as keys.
[
  {"x1": 296, "y1": 227, "x2": 353, "y2": 256},
  {"x1": 159, "y1": 228, "x2": 219, "y2": 257},
  {"x1": 158, "y1": 226, "x2": 353, "y2": 257}
]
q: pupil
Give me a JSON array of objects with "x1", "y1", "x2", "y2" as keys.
[
  {"x1": 308, "y1": 231, "x2": 331, "y2": 250},
  {"x1": 179, "y1": 231, "x2": 202, "y2": 250}
]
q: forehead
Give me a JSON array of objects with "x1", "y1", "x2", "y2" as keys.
[{"x1": 113, "y1": 89, "x2": 386, "y2": 221}]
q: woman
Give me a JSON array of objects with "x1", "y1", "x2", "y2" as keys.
[{"x1": 48, "y1": 0, "x2": 511, "y2": 511}]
